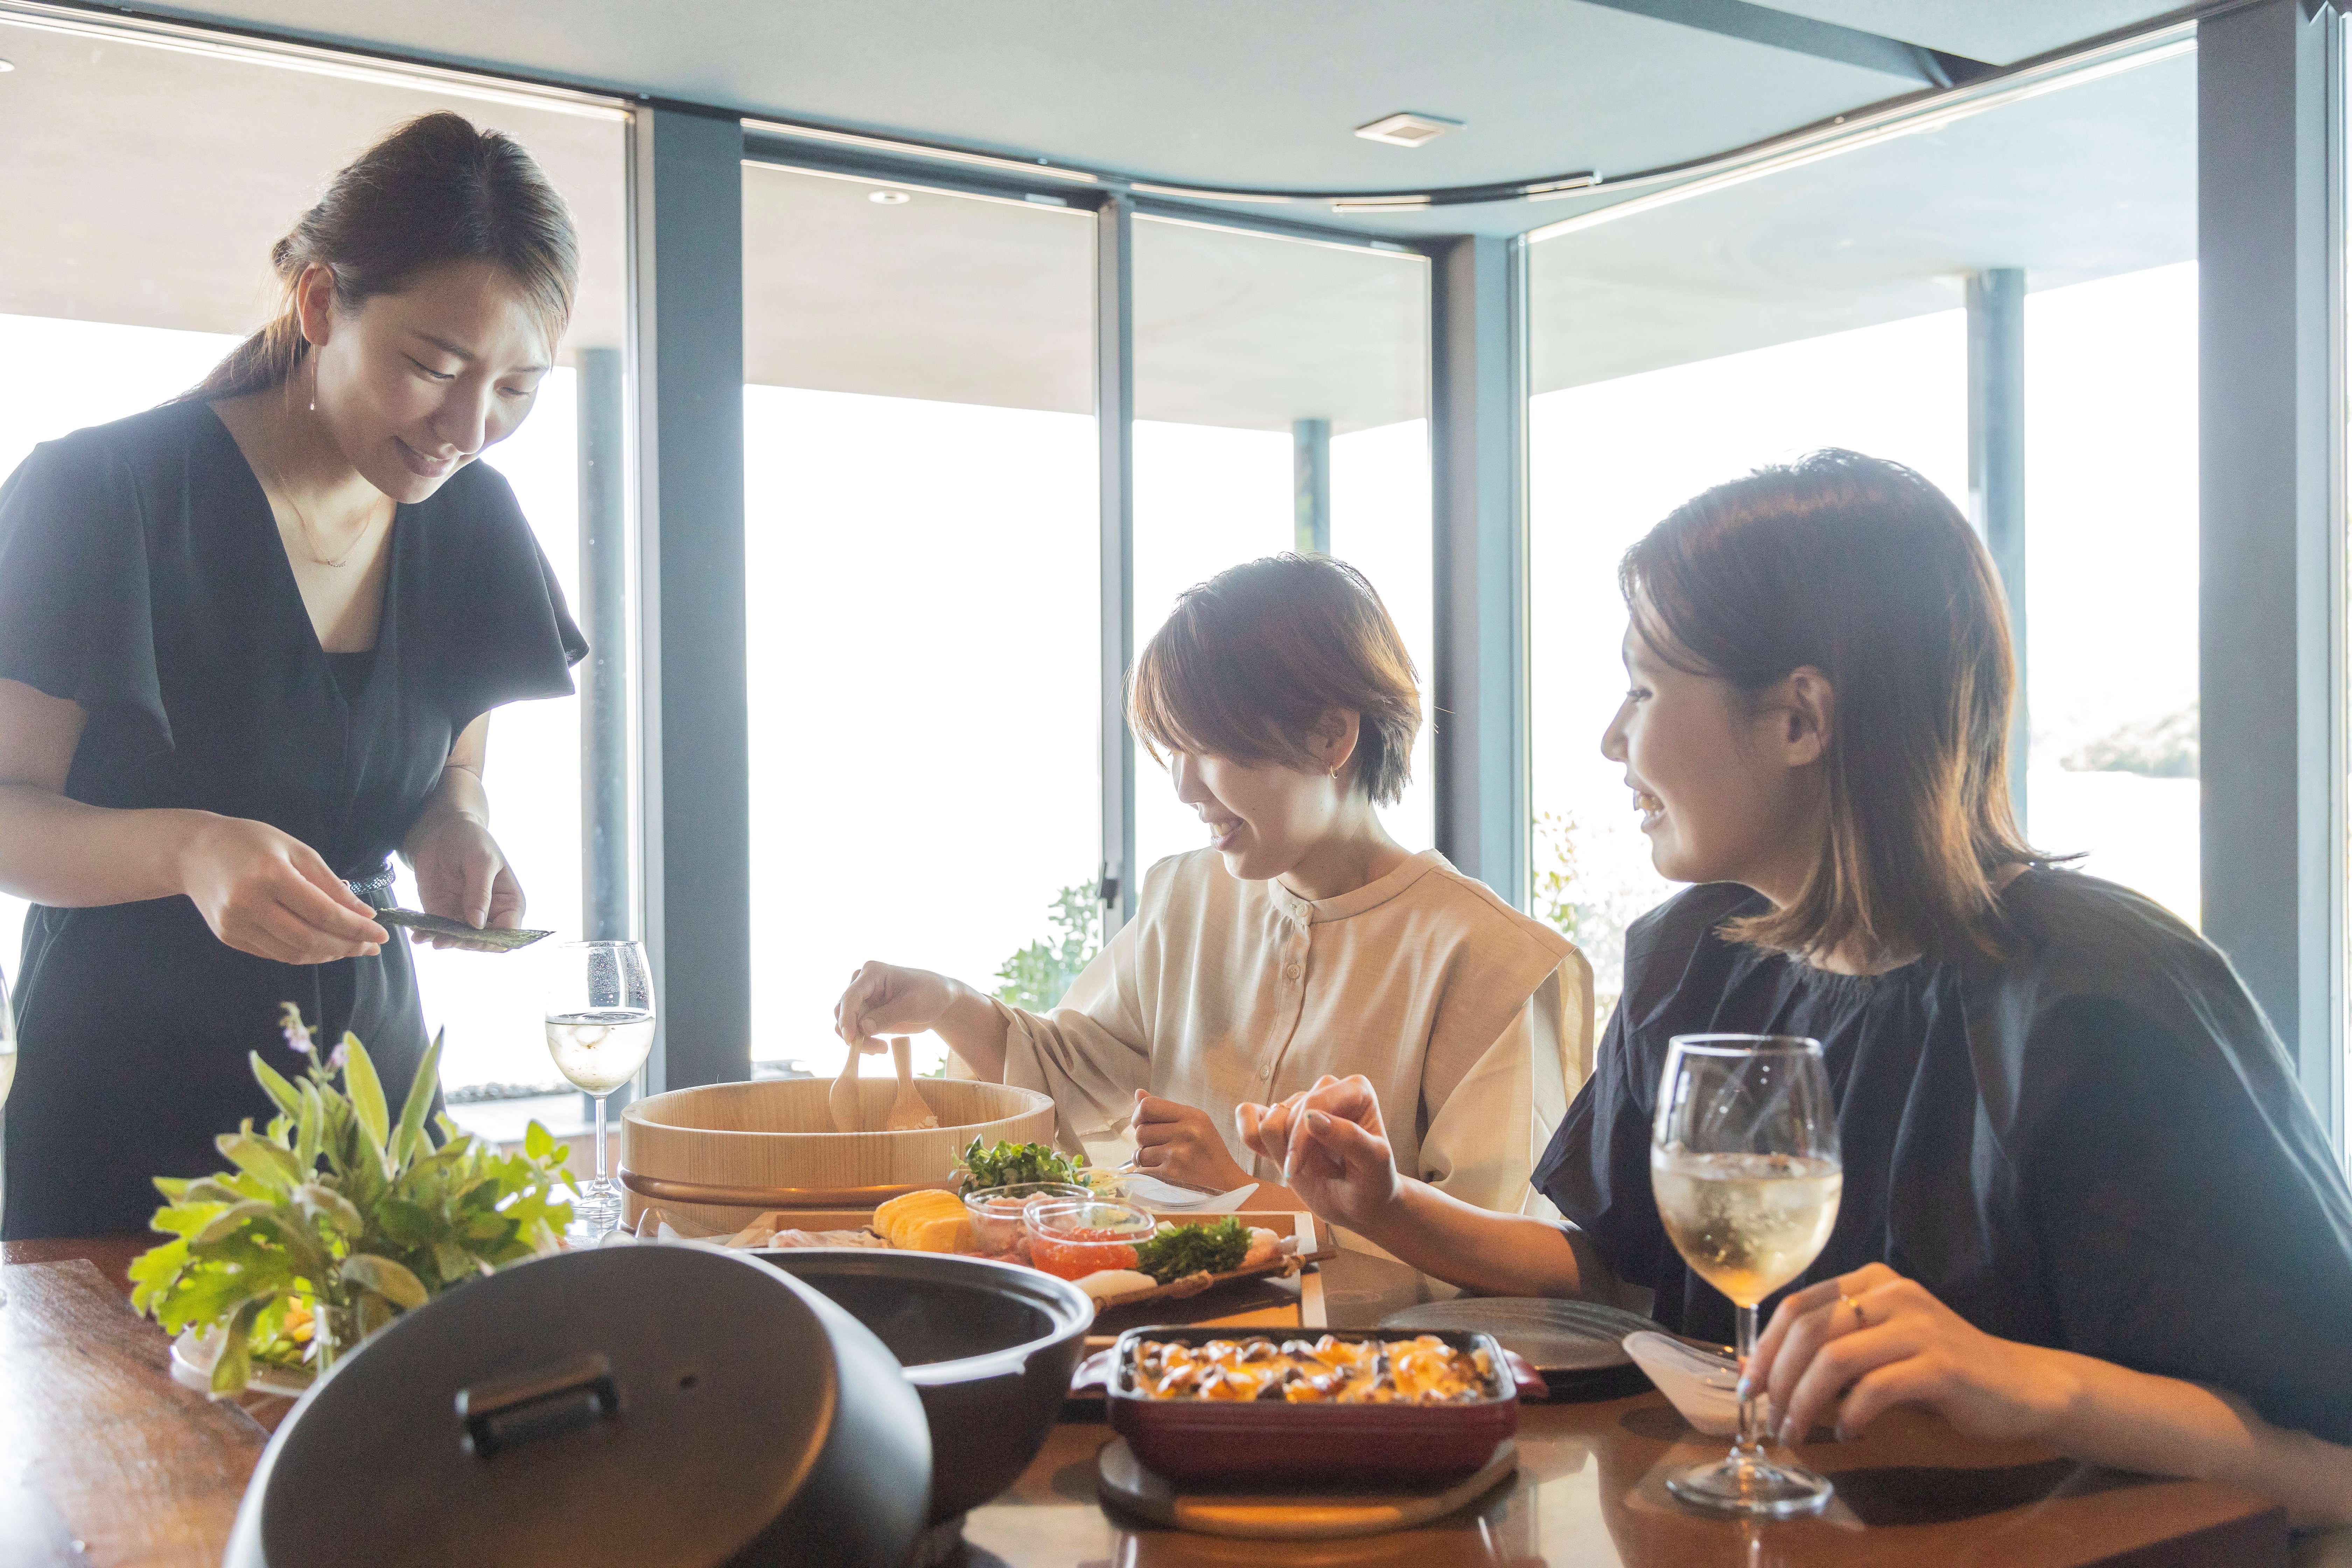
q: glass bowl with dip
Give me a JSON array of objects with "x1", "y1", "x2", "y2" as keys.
[{"x1": 962, "y1": 1182, "x2": 1096, "y2": 1255}]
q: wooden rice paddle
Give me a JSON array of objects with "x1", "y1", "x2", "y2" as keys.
[
  {"x1": 828, "y1": 1044, "x2": 864, "y2": 1133},
  {"x1": 884, "y1": 1036, "x2": 939, "y2": 1130}
]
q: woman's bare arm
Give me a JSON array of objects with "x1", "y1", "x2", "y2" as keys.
[
  {"x1": 1236, "y1": 1074, "x2": 1646, "y2": 1306},
  {"x1": 834, "y1": 963, "x2": 1011, "y2": 1072},
  {"x1": 0, "y1": 676, "x2": 384, "y2": 962}
]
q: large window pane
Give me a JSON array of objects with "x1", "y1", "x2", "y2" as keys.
[
  {"x1": 0, "y1": 18, "x2": 631, "y2": 1101},
  {"x1": 741, "y1": 166, "x2": 1098, "y2": 1076},
  {"x1": 1132, "y1": 219, "x2": 1432, "y2": 876},
  {"x1": 1528, "y1": 53, "x2": 2198, "y2": 1010}
]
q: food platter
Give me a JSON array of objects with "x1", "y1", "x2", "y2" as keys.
[
  {"x1": 686, "y1": 1204, "x2": 1338, "y2": 1318},
  {"x1": 1376, "y1": 1297, "x2": 1659, "y2": 1401}
]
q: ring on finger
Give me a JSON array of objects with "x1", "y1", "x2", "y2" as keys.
[{"x1": 1840, "y1": 1292, "x2": 1867, "y2": 1329}]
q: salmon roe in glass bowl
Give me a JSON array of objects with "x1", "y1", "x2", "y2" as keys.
[{"x1": 1023, "y1": 1197, "x2": 1155, "y2": 1280}]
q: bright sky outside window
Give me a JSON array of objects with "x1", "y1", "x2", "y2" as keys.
[{"x1": 740, "y1": 165, "x2": 1100, "y2": 1079}]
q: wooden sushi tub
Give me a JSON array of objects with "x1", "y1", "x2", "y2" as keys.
[{"x1": 618, "y1": 1077, "x2": 1056, "y2": 1235}]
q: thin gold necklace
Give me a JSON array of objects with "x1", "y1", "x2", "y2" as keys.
[
  {"x1": 270, "y1": 367, "x2": 381, "y2": 569},
  {"x1": 270, "y1": 467, "x2": 382, "y2": 569}
]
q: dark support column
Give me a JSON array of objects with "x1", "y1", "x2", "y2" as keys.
[
  {"x1": 1293, "y1": 417, "x2": 1331, "y2": 555},
  {"x1": 576, "y1": 344, "x2": 631, "y2": 1119},
  {"x1": 1430, "y1": 235, "x2": 1531, "y2": 909},
  {"x1": 1097, "y1": 195, "x2": 1137, "y2": 935},
  {"x1": 578, "y1": 344, "x2": 630, "y2": 942},
  {"x1": 2199, "y1": 0, "x2": 2341, "y2": 1144},
  {"x1": 1966, "y1": 268, "x2": 2029, "y2": 832},
  {"x1": 631, "y1": 106, "x2": 749, "y2": 1092}
]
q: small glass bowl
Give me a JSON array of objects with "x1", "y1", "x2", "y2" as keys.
[
  {"x1": 1023, "y1": 1197, "x2": 1158, "y2": 1281},
  {"x1": 962, "y1": 1182, "x2": 1095, "y2": 1254}
]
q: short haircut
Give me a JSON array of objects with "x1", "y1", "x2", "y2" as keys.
[
  {"x1": 1129, "y1": 554, "x2": 1421, "y2": 805},
  {"x1": 1622, "y1": 448, "x2": 2043, "y2": 965}
]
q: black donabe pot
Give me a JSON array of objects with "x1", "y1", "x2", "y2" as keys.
[
  {"x1": 222, "y1": 1245, "x2": 931, "y2": 1568},
  {"x1": 755, "y1": 1249, "x2": 1093, "y2": 1524}
]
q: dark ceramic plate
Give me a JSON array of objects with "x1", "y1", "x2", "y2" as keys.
[{"x1": 1377, "y1": 1298, "x2": 1660, "y2": 1401}]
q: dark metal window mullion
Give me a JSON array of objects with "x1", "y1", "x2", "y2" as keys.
[{"x1": 1097, "y1": 194, "x2": 1138, "y2": 937}]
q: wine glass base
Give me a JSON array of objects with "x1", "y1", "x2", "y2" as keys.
[
  {"x1": 568, "y1": 1180, "x2": 624, "y2": 1240},
  {"x1": 1665, "y1": 1453, "x2": 1835, "y2": 1518}
]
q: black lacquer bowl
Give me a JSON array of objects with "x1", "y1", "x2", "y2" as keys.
[{"x1": 755, "y1": 1248, "x2": 1094, "y2": 1524}]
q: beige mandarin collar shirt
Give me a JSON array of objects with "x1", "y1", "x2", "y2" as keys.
[{"x1": 995, "y1": 847, "x2": 1595, "y2": 1219}]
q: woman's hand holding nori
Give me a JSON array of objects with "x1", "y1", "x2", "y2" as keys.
[{"x1": 177, "y1": 812, "x2": 388, "y2": 964}]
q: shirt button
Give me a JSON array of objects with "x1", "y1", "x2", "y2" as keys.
[
  {"x1": 1260, "y1": 1065, "x2": 1273, "y2": 1080},
  {"x1": 1283, "y1": 963, "x2": 1302, "y2": 980}
]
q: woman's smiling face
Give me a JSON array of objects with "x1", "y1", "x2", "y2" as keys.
[
  {"x1": 1170, "y1": 749, "x2": 1342, "y2": 883},
  {"x1": 303, "y1": 258, "x2": 554, "y2": 504},
  {"x1": 1600, "y1": 625, "x2": 1825, "y2": 893}
]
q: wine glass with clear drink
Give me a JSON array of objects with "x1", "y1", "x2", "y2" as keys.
[
  {"x1": 544, "y1": 940, "x2": 655, "y2": 1237},
  {"x1": 1652, "y1": 1034, "x2": 1843, "y2": 1516}
]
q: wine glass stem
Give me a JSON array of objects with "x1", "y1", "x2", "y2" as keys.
[
  {"x1": 593, "y1": 1094, "x2": 609, "y2": 1189},
  {"x1": 1734, "y1": 1301, "x2": 1766, "y2": 1460}
]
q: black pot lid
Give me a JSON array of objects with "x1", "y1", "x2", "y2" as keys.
[{"x1": 246, "y1": 1246, "x2": 873, "y2": 1567}]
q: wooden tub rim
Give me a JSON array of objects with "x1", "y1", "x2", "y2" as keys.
[{"x1": 621, "y1": 1079, "x2": 1054, "y2": 1139}]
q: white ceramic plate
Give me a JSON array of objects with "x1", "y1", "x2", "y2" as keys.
[{"x1": 170, "y1": 1327, "x2": 315, "y2": 1399}]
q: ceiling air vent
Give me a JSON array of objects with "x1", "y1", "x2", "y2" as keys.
[{"x1": 1353, "y1": 112, "x2": 1462, "y2": 148}]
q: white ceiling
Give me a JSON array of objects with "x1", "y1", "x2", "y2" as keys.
[
  {"x1": 119, "y1": 0, "x2": 2181, "y2": 239},
  {"x1": 0, "y1": 2, "x2": 2195, "y2": 425},
  {"x1": 1531, "y1": 46, "x2": 2195, "y2": 392}
]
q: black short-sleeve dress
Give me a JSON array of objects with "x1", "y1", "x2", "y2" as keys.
[
  {"x1": 1534, "y1": 869, "x2": 2352, "y2": 1446},
  {"x1": 0, "y1": 399, "x2": 586, "y2": 1239}
]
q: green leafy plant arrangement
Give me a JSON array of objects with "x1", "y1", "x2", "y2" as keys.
[{"x1": 130, "y1": 1004, "x2": 575, "y2": 1396}]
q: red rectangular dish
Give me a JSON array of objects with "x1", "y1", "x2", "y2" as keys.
[{"x1": 1076, "y1": 1325, "x2": 1543, "y2": 1486}]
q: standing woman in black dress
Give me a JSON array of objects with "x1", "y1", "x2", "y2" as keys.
[{"x1": 0, "y1": 112, "x2": 587, "y2": 1238}]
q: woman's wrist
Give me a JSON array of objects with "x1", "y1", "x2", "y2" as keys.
[{"x1": 166, "y1": 808, "x2": 228, "y2": 895}]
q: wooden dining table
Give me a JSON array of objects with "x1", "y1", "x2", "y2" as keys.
[{"x1": 1, "y1": 1236, "x2": 2290, "y2": 1568}]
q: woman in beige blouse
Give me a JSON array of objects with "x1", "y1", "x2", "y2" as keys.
[{"x1": 834, "y1": 554, "x2": 1592, "y2": 1218}]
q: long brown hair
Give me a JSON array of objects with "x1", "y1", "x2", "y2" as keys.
[
  {"x1": 181, "y1": 112, "x2": 577, "y2": 403},
  {"x1": 1622, "y1": 449, "x2": 2045, "y2": 965},
  {"x1": 1129, "y1": 554, "x2": 1422, "y2": 804}
]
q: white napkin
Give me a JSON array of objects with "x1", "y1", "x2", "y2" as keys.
[
  {"x1": 1624, "y1": 1330, "x2": 1748, "y2": 1437},
  {"x1": 1116, "y1": 1174, "x2": 1260, "y2": 1212}
]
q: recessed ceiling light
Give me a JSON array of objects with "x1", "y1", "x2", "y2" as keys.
[
  {"x1": 868, "y1": 189, "x2": 910, "y2": 205},
  {"x1": 1353, "y1": 112, "x2": 1461, "y2": 148}
]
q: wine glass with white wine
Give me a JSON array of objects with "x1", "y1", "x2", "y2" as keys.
[
  {"x1": 544, "y1": 940, "x2": 655, "y2": 1238},
  {"x1": 1652, "y1": 1034, "x2": 1843, "y2": 1517}
]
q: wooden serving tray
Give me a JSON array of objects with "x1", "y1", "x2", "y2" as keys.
[{"x1": 650, "y1": 1203, "x2": 1340, "y2": 1330}]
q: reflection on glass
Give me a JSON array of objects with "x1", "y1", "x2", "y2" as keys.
[
  {"x1": 741, "y1": 166, "x2": 1099, "y2": 1077},
  {"x1": 1132, "y1": 218, "x2": 1432, "y2": 876},
  {"x1": 0, "y1": 20, "x2": 632, "y2": 1100}
]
